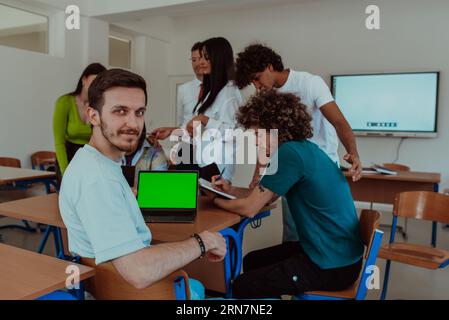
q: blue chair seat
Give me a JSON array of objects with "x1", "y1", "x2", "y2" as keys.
[{"x1": 36, "y1": 290, "x2": 77, "y2": 300}]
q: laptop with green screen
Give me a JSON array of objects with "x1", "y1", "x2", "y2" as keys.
[{"x1": 137, "y1": 171, "x2": 198, "y2": 223}]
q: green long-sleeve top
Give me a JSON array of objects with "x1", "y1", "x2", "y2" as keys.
[{"x1": 53, "y1": 94, "x2": 92, "y2": 175}]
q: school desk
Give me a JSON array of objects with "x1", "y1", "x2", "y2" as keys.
[
  {"x1": 0, "y1": 243, "x2": 94, "y2": 300},
  {"x1": 0, "y1": 193, "x2": 273, "y2": 296},
  {"x1": 344, "y1": 170, "x2": 441, "y2": 245}
]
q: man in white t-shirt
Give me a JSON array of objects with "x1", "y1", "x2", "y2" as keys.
[{"x1": 235, "y1": 44, "x2": 362, "y2": 242}]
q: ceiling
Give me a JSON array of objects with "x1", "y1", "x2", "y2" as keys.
[
  {"x1": 22, "y1": 0, "x2": 315, "y2": 23},
  {"x1": 98, "y1": 0, "x2": 312, "y2": 22}
]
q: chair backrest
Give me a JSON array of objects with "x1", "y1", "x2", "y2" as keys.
[
  {"x1": 359, "y1": 209, "x2": 381, "y2": 258},
  {"x1": 355, "y1": 229, "x2": 383, "y2": 300},
  {"x1": 393, "y1": 191, "x2": 449, "y2": 225},
  {"x1": 354, "y1": 210, "x2": 383, "y2": 300},
  {"x1": 382, "y1": 163, "x2": 410, "y2": 172},
  {"x1": 80, "y1": 257, "x2": 191, "y2": 300},
  {"x1": 0, "y1": 157, "x2": 21, "y2": 168},
  {"x1": 31, "y1": 151, "x2": 56, "y2": 169}
]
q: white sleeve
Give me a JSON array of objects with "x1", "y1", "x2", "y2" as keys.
[
  {"x1": 205, "y1": 97, "x2": 240, "y2": 133},
  {"x1": 310, "y1": 75, "x2": 335, "y2": 109},
  {"x1": 177, "y1": 85, "x2": 185, "y2": 127}
]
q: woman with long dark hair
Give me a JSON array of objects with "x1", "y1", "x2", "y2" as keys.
[
  {"x1": 53, "y1": 63, "x2": 106, "y2": 176},
  {"x1": 152, "y1": 37, "x2": 242, "y2": 182}
]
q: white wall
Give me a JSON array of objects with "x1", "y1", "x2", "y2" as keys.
[
  {"x1": 143, "y1": 37, "x2": 171, "y2": 130},
  {"x1": 0, "y1": 0, "x2": 170, "y2": 168},
  {"x1": 154, "y1": 0, "x2": 449, "y2": 190},
  {"x1": 2, "y1": 0, "x2": 448, "y2": 191},
  {"x1": 0, "y1": 12, "x2": 109, "y2": 167}
]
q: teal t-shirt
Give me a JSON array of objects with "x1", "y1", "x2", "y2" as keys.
[
  {"x1": 260, "y1": 140, "x2": 364, "y2": 270},
  {"x1": 59, "y1": 144, "x2": 152, "y2": 265}
]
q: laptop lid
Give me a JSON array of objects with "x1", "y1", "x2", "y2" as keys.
[{"x1": 137, "y1": 171, "x2": 198, "y2": 212}]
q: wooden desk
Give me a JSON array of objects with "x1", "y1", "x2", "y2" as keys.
[
  {"x1": 0, "y1": 166, "x2": 56, "y2": 185},
  {"x1": 0, "y1": 193, "x2": 64, "y2": 228},
  {"x1": 149, "y1": 198, "x2": 242, "y2": 241},
  {"x1": 344, "y1": 171, "x2": 441, "y2": 204},
  {"x1": 0, "y1": 193, "x2": 273, "y2": 294},
  {"x1": 344, "y1": 170, "x2": 441, "y2": 245},
  {"x1": 0, "y1": 243, "x2": 94, "y2": 300},
  {"x1": 0, "y1": 194, "x2": 246, "y2": 239}
]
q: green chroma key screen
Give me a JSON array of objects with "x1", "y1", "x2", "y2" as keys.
[{"x1": 137, "y1": 172, "x2": 198, "y2": 209}]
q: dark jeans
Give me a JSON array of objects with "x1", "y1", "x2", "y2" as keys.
[{"x1": 232, "y1": 242, "x2": 362, "y2": 299}]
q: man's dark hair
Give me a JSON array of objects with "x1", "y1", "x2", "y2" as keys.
[
  {"x1": 88, "y1": 69, "x2": 147, "y2": 112},
  {"x1": 236, "y1": 90, "x2": 313, "y2": 143},
  {"x1": 235, "y1": 44, "x2": 284, "y2": 89},
  {"x1": 191, "y1": 42, "x2": 202, "y2": 52}
]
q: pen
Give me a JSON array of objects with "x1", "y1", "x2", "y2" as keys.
[{"x1": 217, "y1": 167, "x2": 226, "y2": 181}]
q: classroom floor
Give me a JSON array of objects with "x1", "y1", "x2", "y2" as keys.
[{"x1": 1, "y1": 183, "x2": 449, "y2": 300}]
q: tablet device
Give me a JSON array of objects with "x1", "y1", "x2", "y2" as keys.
[{"x1": 199, "y1": 178, "x2": 236, "y2": 200}]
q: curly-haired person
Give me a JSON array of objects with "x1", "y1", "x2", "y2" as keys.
[
  {"x1": 235, "y1": 43, "x2": 362, "y2": 243},
  {"x1": 202, "y1": 90, "x2": 364, "y2": 299}
]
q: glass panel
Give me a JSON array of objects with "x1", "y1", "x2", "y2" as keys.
[
  {"x1": 109, "y1": 35, "x2": 131, "y2": 69},
  {"x1": 0, "y1": 4, "x2": 48, "y2": 54}
]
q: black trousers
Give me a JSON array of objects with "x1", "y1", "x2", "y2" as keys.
[{"x1": 232, "y1": 242, "x2": 362, "y2": 299}]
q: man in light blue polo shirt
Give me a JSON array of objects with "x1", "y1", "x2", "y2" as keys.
[{"x1": 59, "y1": 69, "x2": 226, "y2": 297}]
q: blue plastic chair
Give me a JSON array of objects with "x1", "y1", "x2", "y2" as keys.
[
  {"x1": 219, "y1": 228, "x2": 242, "y2": 298},
  {"x1": 36, "y1": 290, "x2": 77, "y2": 300},
  {"x1": 296, "y1": 210, "x2": 383, "y2": 300}
]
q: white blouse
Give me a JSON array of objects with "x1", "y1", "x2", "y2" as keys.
[{"x1": 182, "y1": 81, "x2": 243, "y2": 182}]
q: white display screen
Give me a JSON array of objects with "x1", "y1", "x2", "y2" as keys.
[{"x1": 332, "y1": 72, "x2": 439, "y2": 136}]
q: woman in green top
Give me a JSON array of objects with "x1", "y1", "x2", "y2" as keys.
[{"x1": 53, "y1": 63, "x2": 106, "y2": 176}]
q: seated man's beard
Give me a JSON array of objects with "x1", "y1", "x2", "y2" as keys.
[
  {"x1": 101, "y1": 123, "x2": 140, "y2": 153},
  {"x1": 118, "y1": 138, "x2": 138, "y2": 153}
]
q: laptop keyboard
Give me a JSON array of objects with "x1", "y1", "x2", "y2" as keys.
[{"x1": 142, "y1": 210, "x2": 195, "y2": 223}]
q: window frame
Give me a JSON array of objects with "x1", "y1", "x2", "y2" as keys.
[
  {"x1": 108, "y1": 27, "x2": 135, "y2": 70},
  {"x1": 0, "y1": 1, "x2": 51, "y2": 55}
]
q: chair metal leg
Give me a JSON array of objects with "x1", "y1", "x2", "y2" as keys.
[
  {"x1": 22, "y1": 220, "x2": 36, "y2": 231},
  {"x1": 37, "y1": 225, "x2": 52, "y2": 254},
  {"x1": 380, "y1": 260, "x2": 392, "y2": 300},
  {"x1": 36, "y1": 225, "x2": 65, "y2": 258},
  {"x1": 0, "y1": 220, "x2": 37, "y2": 233},
  {"x1": 403, "y1": 217, "x2": 408, "y2": 235},
  {"x1": 53, "y1": 228, "x2": 62, "y2": 258},
  {"x1": 379, "y1": 223, "x2": 407, "y2": 240},
  {"x1": 431, "y1": 221, "x2": 438, "y2": 247}
]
